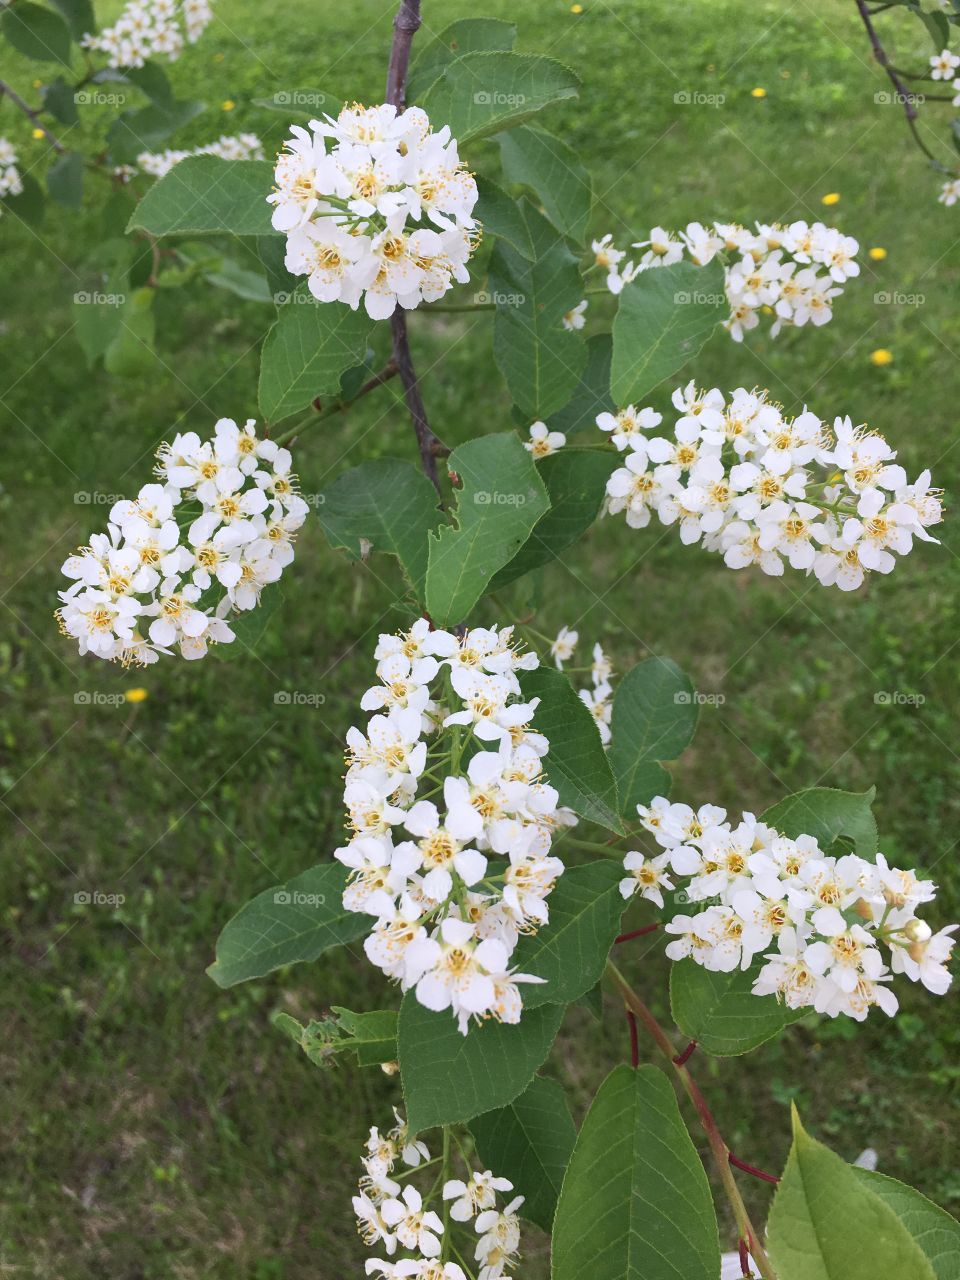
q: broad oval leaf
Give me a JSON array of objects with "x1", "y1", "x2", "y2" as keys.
[
  {"x1": 500, "y1": 125, "x2": 592, "y2": 243},
  {"x1": 475, "y1": 175, "x2": 535, "y2": 260},
  {"x1": 513, "y1": 861, "x2": 624, "y2": 1009},
  {"x1": 258, "y1": 285, "x2": 374, "y2": 420},
  {"x1": 519, "y1": 666, "x2": 623, "y2": 833},
  {"x1": 611, "y1": 259, "x2": 726, "y2": 405},
  {"x1": 468, "y1": 1074, "x2": 577, "y2": 1232},
  {"x1": 408, "y1": 17, "x2": 517, "y2": 100},
  {"x1": 127, "y1": 157, "x2": 277, "y2": 237},
  {"x1": 108, "y1": 98, "x2": 206, "y2": 165},
  {"x1": 851, "y1": 1169, "x2": 960, "y2": 1280},
  {"x1": 49, "y1": 0, "x2": 96, "y2": 42},
  {"x1": 762, "y1": 786, "x2": 878, "y2": 857},
  {"x1": 398, "y1": 994, "x2": 564, "y2": 1132},
  {"x1": 207, "y1": 862, "x2": 366, "y2": 988},
  {"x1": 2, "y1": 3, "x2": 72, "y2": 64},
  {"x1": 670, "y1": 958, "x2": 804, "y2": 1057},
  {"x1": 553, "y1": 1064, "x2": 720, "y2": 1280},
  {"x1": 47, "y1": 152, "x2": 85, "y2": 208},
  {"x1": 425, "y1": 432, "x2": 549, "y2": 625},
  {"x1": 545, "y1": 332, "x2": 614, "y2": 435},
  {"x1": 608, "y1": 656, "x2": 698, "y2": 815},
  {"x1": 767, "y1": 1108, "x2": 936, "y2": 1280},
  {"x1": 422, "y1": 51, "x2": 579, "y2": 145}
]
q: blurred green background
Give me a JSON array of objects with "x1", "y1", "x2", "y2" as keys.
[{"x1": 2, "y1": 0, "x2": 959, "y2": 1275}]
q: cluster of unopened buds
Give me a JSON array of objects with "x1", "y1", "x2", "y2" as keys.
[
  {"x1": 336, "y1": 621, "x2": 577, "y2": 1034},
  {"x1": 599, "y1": 382, "x2": 943, "y2": 591},
  {"x1": 130, "y1": 132, "x2": 264, "y2": 179},
  {"x1": 549, "y1": 626, "x2": 616, "y2": 744},
  {"x1": 592, "y1": 218, "x2": 859, "y2": 340},
  {"x1": 620, "y1": 797, "x2": 956, "y2": 1020},
  {"x1": 0, "y1": 138, "x2": 22, "y2": 209},
  {"x1": 354, "y1": 1108, "x2": 523, "y2": 1280},
  {"x1": 57, "y1": 418, "x2": 306, "y2": 664},
  {"x1": 269, "y1": 102, "x2": 478, "y2": 319},
  {"x1": 82, "y1": 0, "x2": 214, "y2": 68}
]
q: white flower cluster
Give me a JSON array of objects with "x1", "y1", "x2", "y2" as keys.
[
  {"x1": 82, "y1": 0, "x2": 214, "y2": 67},
  {"x1": 591, "y1": 218, "x2": 859, "y2": 341},
  {"x1": 0, "y1": 137, "x2": 23, "y2": 208},
  {"x1": 355, "y1": 1108, "x2": 523, "y2": 1280},
  {"x1": 600, "y1": 382, "x2": 943, "y2": 591},
  {"x1": 136, "y1": 132, "x2": 263, "y2": 178},
  {"x1": 549, "y1": 626, "x2": 616, "y2": 744},
  {"x1": 57, "y1": 418, "x2": 306, "y2": 664},
  {"x1": 621, "y1": 796, "x2": 957, "y2": 1021},
  {"x1": 269, "y1": 103, "x2": 478, "y2": 319},
  {"x1": 938, "y1": 178, "x2": 960, "y2": 207},
  {"x1": 336, "y1": 620, "x2": 577, "y2": 1034}
]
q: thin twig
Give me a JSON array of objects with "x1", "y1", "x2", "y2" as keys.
[
  {"x1": 271, "y1": 360, "x2": 399, "y2": 446},
  {"x1": 854, "y1": 0, "x2": 942, "y2": 166},
  {"x1": 0, "y1": 79, "x2": 67, "y2": 153}
]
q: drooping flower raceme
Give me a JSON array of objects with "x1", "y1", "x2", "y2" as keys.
[
  {"x1": 337, "y1": 621, "x2": 577, "y2": 1034},
  {"x1": 355, "y1": 1107, "x2": 523, "y2": 1280},
  {"x1": 136, "y1": 132, "x2": 264, "y2": 178},
  {"x1": 82, "y1": 0, "x2": 214, "y2": 68},
  {"x1": 600, "y1": 383, "x2": 943, "y2": 591},
  {"x1": 621, "y1": 796, "x2": 957, "y2": 1021},
  {"x1": 269, "y1": 103, "x2": 479, "y2": 319},
  {"x1": 0, "y1": 138, "x2": 23, "y2": 209},
  {"x1": 56, "y1": 418, "x2": 306, "y2": 664},
  {"x1": 592, "y1": 219, "x2": 859, "y2": 341}
]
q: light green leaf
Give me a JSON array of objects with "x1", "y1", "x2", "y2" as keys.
[
  {"x1": 519, "y1": 666, "x2": 623, "y2": 833},
  {"x1": 611, "y1": 259, "x2": 726, "y2": 405},
  {"x1": 425, "y1": 432, "x2": 549, "y2": 625},
  {"x1": 103, "y1": 287, "x2": 156, "y2": 376},
  {"x1": 475, "y1": 175, "x2": 534, "y2": 260},
  {"x1": 545, "y1": 332, "x2": 614, "y2": 435},
  {"x1": 316, "y1": 458, "x2": 443, "y2": 600},
  {"x1": 500, "y1": 125, "x2": 592, "y2": 243},
  {"x1": 468, "y1": 1074, "x2": 577, "y2": 1232},
  {"x1": 422, "y1": 51, "x2": 580, "y2": 144},
  {"x1": 46, "y1": 151, "x2": 84, "y2": 208},
  {"x1": 762, "y1": 787, "x2": 878, "y2": 857},
  {"x1": 207, "y1": 862, "x2": 366, "y2": 988},
  {"x1": 127, "y1": 157, "x2": 276, "y2": 237},
  {"x1": 258, "y1": 285, "x2": 374, "y2": 421},
  {"x1": 408, "y1": 18, "x2": 517, "y2": 100},
  {"x1": 608, "y1": 656, "x2": 698, "y2": 815},
  {"x1": 489, "y1": 447, "x2": 614, "y2": 590},
  {"x1": 107, "y1": 98, "x2": 206, "y2": 165},
  {"x1": 552, "y1": 1064, "x2": 720, "y2": 1280},
  {"x1": 513, "y1": 861, "x2": 624, "y2": 1009},
  {"x1": 214, "y1": 589, "x2": 284, "y2": 659},
  {"x1": 273, "y1": 1007, "x2": 397, "y2": 1069},
  {"x1": 398, "y1": 995, "x2": 564, "y2": 1132},
  {"x1": 767, "y1": 1108, "x2": 936, "y2": 1280},
  {"x1": 2, "y1": 3, "x2": 72, "y2": 64},
  {"x1": 670, "y1": 959, "x2": 805, "y2": 1057},
  {"x1": 851, "y1": 1169, "x2": 960, "y2": 1280}
]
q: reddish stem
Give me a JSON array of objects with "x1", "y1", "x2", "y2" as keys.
[
  {"x1": 625, "y1": 1008, "x2": 639, "y2": 1067},
  {"x1": 729, "y1": 1153, "x2": 780, "y2": 1185},
  {"x1": 739, "y1": 1238, "x2": 752, "y2": 1277},
  {"x1": 672, "y1": 1039, "x2": 697, "y2": 1066},
  {"x1": 615, "y1": 923, "x2": 660, "y2": 944}
]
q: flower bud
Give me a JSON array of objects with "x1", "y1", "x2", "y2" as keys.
[
  {"x1": 903, "y1": 918, "x2": 932, "y2": 944},
  {"x1": 380, "y1": 1060, "x2": 400, "y2": 1076}
]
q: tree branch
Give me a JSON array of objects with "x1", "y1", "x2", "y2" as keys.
[
  {"x1": 0, "y1": 79, "x2": 67, "y2": 153},
  {"x1": 384, "y1": 0, "x2": 449, "y2": 498},
  {"x1": 271, "y1": 360, "x2": 399, "y2": 446},
  {"x1": 854, "y1": 0, "x2": 942, "y2": 167}
]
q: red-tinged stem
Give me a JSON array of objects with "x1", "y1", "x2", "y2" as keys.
[
  {"x1": 729, "y1": 1153, "x2": 780, "y2": 1185},
  {"x1": 607, "y1": 962, "x2": 778, "y2": 1280},
  {"x1": 625, "y1": 1007, "x2": 639, "y2": 1067},
  {"x1": 739, "y1": 1237, "x2": 753, "y2": 1277},
  {"x1": 673, "y1": 1038, "x2": 697, "y2": 1066},
  {"x1": 615, "y1": 923, "x2": 661, "y2": 944}
]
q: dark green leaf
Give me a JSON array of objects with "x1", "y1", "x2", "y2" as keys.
[
  {"x1": 49, "y1": 0, "x2": 95, "y2": 41},
  {"x1": 2, "y1": 171, "x2": 45, "y2": 226},
  {"x1": 422, "y1": 51, "x2": 580, "y2": 144},
  {"x1": 608, "y1": 657, "x2": 698, "y2": 815},
  {"x1": 124, "y1": 61, "x2": 175, "y2": 108},
  {"x1": 670, "y1": 958, "x2": 805, "y2": 1057},
  {"x1": 762, "y1": 787, "x2": 878, "y2": 857},
  {"x1": 545, "y1": 332, "x2": 614, "y2": 435},
  {"x1": 107, "y1": 98, "x2": 206, "y2": 164},
  {"x1": 103, "y1": 286, "x2": 156, "y2": 376},
  {"x1": 127, "y1": 157, "x2": 275, "y2": 236},
  {"x1": 2, "y1": 3, "x2": 72, "y2": 64},
  {"x1": 475, "y1": 174, "x2": 535, "y2": 259},
  {"x1": 46, "y1": 150, "x2": 84, "y2": 208},
  {"x1": 408, "y1": 18, "x2": 517, "y2": 100},
  {"x1": 43, "y1": 77, "x2": 79, "y2": 125},
  {"x1": 499, "y1": 125, "x2": 592, "y2": 243}
]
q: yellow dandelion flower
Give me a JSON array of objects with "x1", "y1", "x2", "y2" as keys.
[
  {"x1": 868, "y1": 246, "x2": 887, "y2": 261},
  {"x1": 751, "y1": 87, "x2": 767, "y2": 99},
  {"x1": 821, "y1": 192, "x2": 841, "y2": 206},
  {"x1": 869, "y1": 349, "x2": 893, "y2": 367},
  {"x1": 125, "y1": 687, "x2": 149, "y2": 704}
]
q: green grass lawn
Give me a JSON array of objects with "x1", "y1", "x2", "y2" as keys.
[{"x1": 2, "y1": 0, "x2": 960, "y2": 1275}]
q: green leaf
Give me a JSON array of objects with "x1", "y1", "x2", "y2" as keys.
[
  {"x1": 468, "y1": 1074, "x2": 576, "y2": 1232},
  {"x1": 611, "y1": 259, "x2": 726, "y2": 405},
  {"x1": 258, "y1": 285, "x2": 374, "y2": 420},
  {"x1": 488, "y1": 206, "x2": 587, "y2": 419},
  {"x1": 422, "y1": 51, "x2": 580, "y2": 144},
  {"x1": 408, "y1": 18, "x2": 517, "y2": 100},
  {"x1": 49, "y1": 0, "x2": 95, "y2": 41},
  {"x1": 257, "y1": 233, "x2": 297, "y2": 299},
  {"x1": 316, "y1": 458, "x2": 443, "y2": 599},
  {"x1": 500, "y1": 125, "x2": 592, "y2": 243},
  {"x1": 107, "y1": 98, "x2": 207, "y2": 164},
  {"x1": 518, "y1": 666, "x2": 623, "y2": 833},
  {"x1": 207, "y1": 862, "x2": 367, "y2": 988},
  {"x1": 46, "y1": 150, "x2": 84, "y2": 208},
  {"x1": 475, "y1": 175, "x2": 534, "y2": 259},
  {"x1": 767, "y1": 1108, "x2": 937, "y2": 1280},
  {"x1": 513, "y1": 861, "x2": 624, "y2": 1009},
  {"x1": 920, "y1": 9, "x2": 951, "y2": 48},
  {"x1": 43, "y1": 77, "x2": 79, "y2": 125},
  {"x1": 124, "y1": 61, "x2": 175, "y2": 108},
  {"x1": 127, "y1": 157, "x2": 276, "y2": 237},
  {"x1": 252, "y1": 88, "x2": 340, "y2": 119},
  {"x1": 398, "y1": 995, "x2": 564, "y2": 1132},
  {"x1": 553, "y1": 1064, "x2": 720, "y2": 1280},
  {"x1": 670, "y1": 959, "x2": 805, "y2": 1057},
  {"x1": 103, "y1": 287, "x2": 156, "y2": 376},
  {"x1": 545, "y1": 332, "x2": 614, "y2": 435},
  {"x1": 489, "y1": 448, "x2": 614, "y2": 590},
  {"x1": 762, "y1": 787, "x2": 878, "y2": 857},
  {"x1": 329, "y1": 1006, "x2": 399, "y2": 1067},
  {"x1": 0, "y1": 171, "x2": 45, "y2": 226},
  {"x1": 2, "y1": 3, "x2": 72, "y2": 64},
  {"x1": 215, "y1": 589, "x2": 284, "y2": 658},
  {"x1": 425, "y1": 432, "x2": 549, "y2": 625},
  {"x1": 851, "y1": 1169, "x2": 960, "y2": 1280},
  {"x1": 173, "y1": 244, "x2": 273, "y2": 303},
  {"x1": 608, "y1": 657, "x2": 698, "y2": 815}
]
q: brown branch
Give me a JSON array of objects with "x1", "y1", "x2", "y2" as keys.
[
  {"x1": 0, "y1": 79, "x2": 67, "y2": 153},
  {"x1": 854, "y1": 0, "x2": 941, "y2": 166},
  {"x1": 384, "y1": 0, "x2": 449, "y2": 498}
]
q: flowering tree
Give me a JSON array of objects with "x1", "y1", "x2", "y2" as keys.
[{"x1": 8, "y1": 0, "x2": 957, "y2": 1275}]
